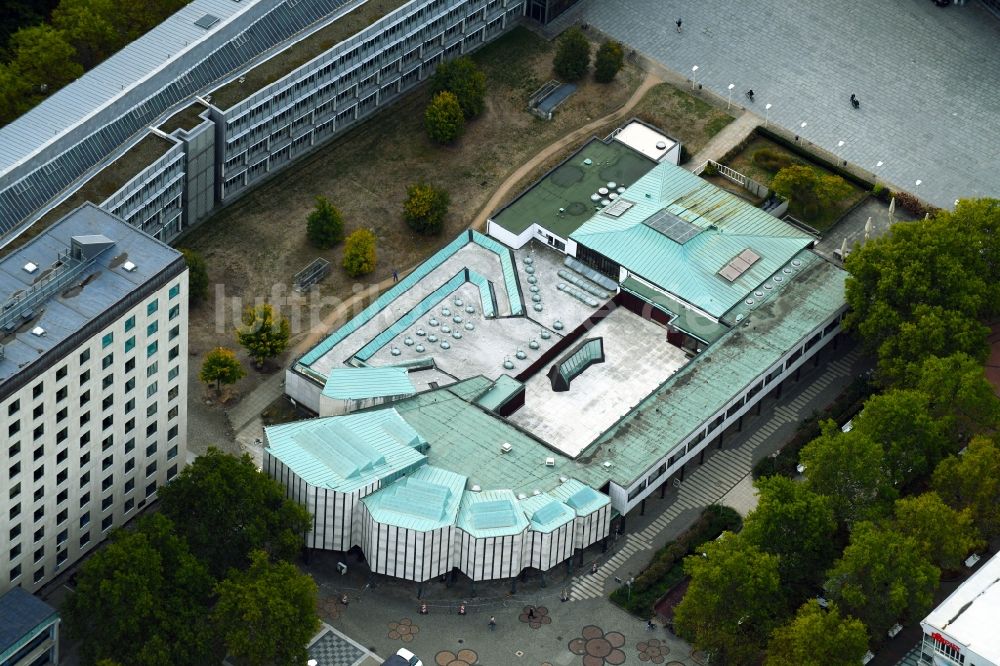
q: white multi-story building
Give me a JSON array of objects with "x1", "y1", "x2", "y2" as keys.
[
  {"x1": 920, "y1": 552, "x2": 1000, "y2": 666},
  {"x1": 0, "y1": 203, "x2": 189, "y2": 595}
]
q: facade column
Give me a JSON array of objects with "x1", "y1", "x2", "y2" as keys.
[
  {"x1": 660, "y1": 482, "x2": 667, "y2": 499},
  {"x1": 640, "y1": 498, "x2": 646, "y2": 516}
]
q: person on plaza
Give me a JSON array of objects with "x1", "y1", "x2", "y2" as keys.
[
  {"x1": 745, "y1": 89, "x2": 755, "y2": 101},
  {"x1": 341, "y1": 593, "x2": 349, "y2": 606},
  {"x1": 647, "y1": 618, "x2": 656, "y2": 631},
  {"x1": 528, "y1": 607, "x2": 535, "y2": 619},
  {"x1": 489, "y1": 616, "x2": 497, "y2": 631},
  {"x1": 850, "y1": 93, "x2": 860, "y2": 109},
  {"x1": 675, "y1": 18, "x2": 682, "y2": 32},
  {"x1": 392, "y1": 269, "x2": 398, "y2": 282}
]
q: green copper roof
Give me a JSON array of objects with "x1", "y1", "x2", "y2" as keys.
[
  {"x1": 551, "y1": 338, "x2": 604, "y2": 389},
  {"x1": 573, "y1": 252, "x2": 847, "y2": 489},
  {"x1": 519, "y1": 493, "x2": 576, "y2": 533},
  {"x1": 474, "y1": 374, "x2": 523, "y2": 411},
  {"x1": 491, "y1": 137, "x2": 658, "y2": 239},
  {"x1": 620, "y1": 276, "x2": 729, "y2": 344},
  {"x1": 549, "y1": 479, "x2": 610, "y2": 515},
  {"x1": 457, "y1": 489, "x2": 529, "y2": 538},
  {"x1": 392, "y1": 385, "x2": 577, "y2": 495},
  {"x1": 571, "y1": 162, "x2": 813, "y2": 318},
  {"x1": 363, "y1": 465, "x2": 466, "y2": 531},
  {"x1": 264, "y1": 409, "x2": 426, "y2": 493},
  {"x1": 322, "y1": 367, "x2": 415, "y2": 400}
]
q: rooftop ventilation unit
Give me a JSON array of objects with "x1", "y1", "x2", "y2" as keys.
[
  {"x1": 559, "y1": 476, "x2": 568, "y2": 483},
  {"x1": 545, "y1": 457, "x2": 555, "y2": 467},
  {"x1": 470, "y1": 484, "x2": 481, "y2": 492},
  {"x1": 602, "y1": 461, "x2": 612, "y2": 468},
  {"x1": 31, "y1": 326, "x2": 46, "y2": 337},
  {"x1": 517, "y1": 493, "x2": 527, "y2": 500},
  {"x1": 23, "y1": 262, "x2": 37, "y2": 273},
  {"x1": 122, "y1": 261, "x2": 137, "y2": 272},
  {"x1": 500, "y1": 442, "x2": 512, "y2": 454},
  {"x1": 532, "y1": 489, "x2": 541, "y2": 496}
]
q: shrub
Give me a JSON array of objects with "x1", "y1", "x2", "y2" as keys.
[
  {"x1": 403, "y1": 183, "x2": 450, "y2": 235},
  {"x1": 678, "y1": 144, "x2": 690, "y2": 165},
  {"x1": 342, "y1": 229, "x2": 377, "y2": 277},
  {"x1": 424, "y1": 91, "x2": 465, "y2": 144},
  {"x1": 752, "y1": 148, "x2": 798, "y2": 173},
  {"x1": 594, "y1": 40, "x2": 624, "y2": 83},
  {"x1": 430, "y1": 56, "x2": 486, "y2": 119},
  {"x1": 553, "y1": 27, "x2": 590, "y2": 81},
  {"x1": 702, "y1": 162, "x2": 718, "y2": 176},
  {"x1": 893, "y1": 190, "x2": 941, "y2": 219},
  {"x1": 305, "y1": 196, "x2": 344, "y2": 248},
  {"x1": 180, "y1": 248, "x2": 209, "y2": 305}
]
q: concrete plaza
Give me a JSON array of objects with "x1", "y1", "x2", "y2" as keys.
[{"x1": 572, "y1": 0, "x2": 1000, "y2": 209}]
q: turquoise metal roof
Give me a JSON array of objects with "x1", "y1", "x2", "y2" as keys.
[
  {"x1": 549, "y1": 479, "x2": 611, "y2": 516},
  {"x1": 264, "y1": 409, "x2": 426, "y2": 493},
  {"x1": 322, "y1": 367, "x2": 415, "y2": 400},
  {"x1": 363, "y1": 465, "x2": 467, "y2": 531},
  {"x1": 620, "y1": 276, "x2": 729, "y2": 344},
  {"x1": 519, "y1": 493, "x2": 576, "y2": 533},
  {"x1": 474, "y1": 374, "x2": 524, "y2": 411},
  {"x1": 570, "y1": 162, "x2": 813, "y2": 318},
  {"x1": 553, "y1": 338, "x2": 603, "y2": 387},
  {"x1": 457, "y1": 489, "x2": 529, "y2": 538}
]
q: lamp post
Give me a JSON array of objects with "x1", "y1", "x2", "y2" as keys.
[
  {"x1": 691, "y1": 65, "x2": 699, "y2": 89},
  {"x1": 764, "y1": 103, "x2": 772, "y2": 127},
  {"x1": 727, "y1": 83, "x2": 735, "y2": 110}
]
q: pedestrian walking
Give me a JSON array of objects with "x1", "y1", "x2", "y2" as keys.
[
  {"x1": 489, "y1": 616, "x2": 497, "y2": 631},
  {"x1": 341, "y1": 594, "x2": 349, "y2": 606},
  {"x1": 646, "y1": 619, "x2": 656, "y2": 631},
  {"x1": 392, "y1": 269, "x2": 398, "y2": 282},
  {"x1": 591, "y1": 562, "x2": 598, "y2": 575},
  {"x1": 528, "y1": 607, "x2": 535, "y2": 619},
  {"x1": 745, "y1": 89, "x2": 755, "y2": 102},
  {"x1": 675, "y1": 18, "x2": 682, "y2": 32}
]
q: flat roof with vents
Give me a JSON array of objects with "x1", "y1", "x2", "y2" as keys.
[{"x1": 718, "y1": 249, "x2": 761, "y2": 282}]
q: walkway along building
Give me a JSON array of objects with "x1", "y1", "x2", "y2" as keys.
[
  {"x1": 272, "y1": 134, "x2": 849, "y2": 586},
  {"x1": 0, "y1": 204, "x2": 189, "y2": 595},
  {"x1": 0, "y1": 0, "x2": 526, "y2": 250}
]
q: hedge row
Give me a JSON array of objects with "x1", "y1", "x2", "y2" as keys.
[{"x1": 609, "y1": 505, "x2": 742, "y2": 617}]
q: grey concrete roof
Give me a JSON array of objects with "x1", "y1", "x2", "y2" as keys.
[
  {"x1": 0, "y1": 0, "x2": 256, "y2": 174},
  {"x1": 0, "y1": 203, "x2": 182, "y2": 388}
]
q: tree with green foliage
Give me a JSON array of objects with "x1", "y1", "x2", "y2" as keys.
[
  {"x1": 742, "y1": 476, "x2": 839, "y2": 595},
  {"x1": 553, "y1": 27, "x2": 590, "y2": 81},
  {"x1": 674, "y1": 534, "x2": 787, "y2": 665},
  {"x1": 305, "y1": 195, "x2": 345, "y2": 249},
  {"x1": 403, "y1": 182, "x2": 450, "y2": 235},
  {"x1": 851, "y1": 389, "x2": 950, "y2": 489},
  {"x1": 875, "y1": 304, "x2": 989, "y2": 383},
  {"x1": 894, "y1": 493, "x2": 983, "y2": 572},
  {"x1": 765, "y1": 600, "x2": 869, "y2": 666},
  {"x1": 180, "y1": 248, "x2": 209, "y2": 305},
  {"x1": 594, "y1": 39, "x2": 624, "y2": 83},
  {"x1": 800, "y1": 421, "x2": 896, "y2": 525},
  {"x1": 825, "y1": 521, "x2": 939, "y2": 639},
  {"x1": 158, "y1": 448, "x2": 312, "y2": 577},
  {"x1": 214, "y1": 550, "x2": 320, "y2": 666},
  {"x1": 933, "y1": 436, "x2": 1000, "y2": 538},
  {"x1": 430, "y1": 56, "x2": 486, "y2": 119},
  {"x1": 844, "y1": 200, "x2": 1000, "y2": 381},
  {"x1": 236, "y1": 302, "x2": 290, "y2": 369},
  {"x1": 770, "y1": 165, "x2": 852, "y2": 221},
  {"x1": 342, "y1": 228, "x2": 377, "y2": 277},
  {"x1": 199, "y1": 347, "x2": 245, "y2": 394},
  {"x1": 912, "y1": 353, "x2": 1000, "y2": 442},
  {"x1": 63, "y1": 514, "x2": 217, "y2": 666},
  {"x1": 424, "y1": 91, "x2": 465, "y2": 143},
  {"x1": 3, "y1": 24, "x2": 83, "y2": 120},
  {"x1": 52, "y1": 0, "x2": 118, "y2": 68}
]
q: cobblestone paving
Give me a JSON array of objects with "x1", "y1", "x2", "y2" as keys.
[{"x1": 576, "y1": 0, "x2": 1000, "y2": 208}]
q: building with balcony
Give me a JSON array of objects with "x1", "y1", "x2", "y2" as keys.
[{"x1": 0, "y1": 203, "x2": 189, "y2": 595}]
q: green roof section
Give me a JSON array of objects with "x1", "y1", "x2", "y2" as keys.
[
  {"x1": 264, "y1": 409, "x2": 426, "y2": 493},
  {"x1": 573, "y1": 253, "x2": 847, "y2": 490},
  {"x1": 473, "y1": 374, "x2": 524, "y2": 411},
  {"x1": 392, "y1": 389, "x2": 577, "y2": 494},
  {"x1": 571, "y1": 161, "x2": 813, "y2": 318},
  {"x1": 620, "y1": 276, "x2": 729, "y2": 344},
  {"x1": 519, "y1": 493, "x2": 576, "y2": 533},
  {"x1": 363, "y1": 465, "x2": 466, "y2": 532},
  {"x1": 322, "y1": 367, "x2": 415, "y2": 401},
  {"x1": 549, "y1": 479, "x2": 611, "y2": 516},
  {"x1": 457, "y1": 489, "x2": 529, "y2": 538},
  {"x1": 444, "y1": 376, "x2": 495, "y2": 403},
  {"x1": 491, "y1": 137, "x2": 658, "y2": 240}
]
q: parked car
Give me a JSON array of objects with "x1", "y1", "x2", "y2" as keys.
[{"x1": 392, "y1": 648, "x2": 423, "y2": 666}]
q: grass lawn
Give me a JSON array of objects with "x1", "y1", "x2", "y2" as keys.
[
  {"x1": 629, "y1": 83, "x2": 735, "y2": 156},
  {"x1": 724, "y1": 136, "x2": 868, "y2": 232}
]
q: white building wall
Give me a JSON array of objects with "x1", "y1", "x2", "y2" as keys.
[
  {"x1": 524, "y1": 523, "x2": 575, "y2": 571},
  {"x1": 285, "y1": 368, "x2": 323, "y2": 413},
  {"x1": 0, "y1": 269, "x2": 189, "y2": 595},
  {"x1": 572, "y1": 505, "x2": 612, "y2": 550}
]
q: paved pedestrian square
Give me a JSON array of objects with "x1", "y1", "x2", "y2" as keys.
[{"x1": 575, "y1": 0, "x2": 1000, "y2": 208}]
